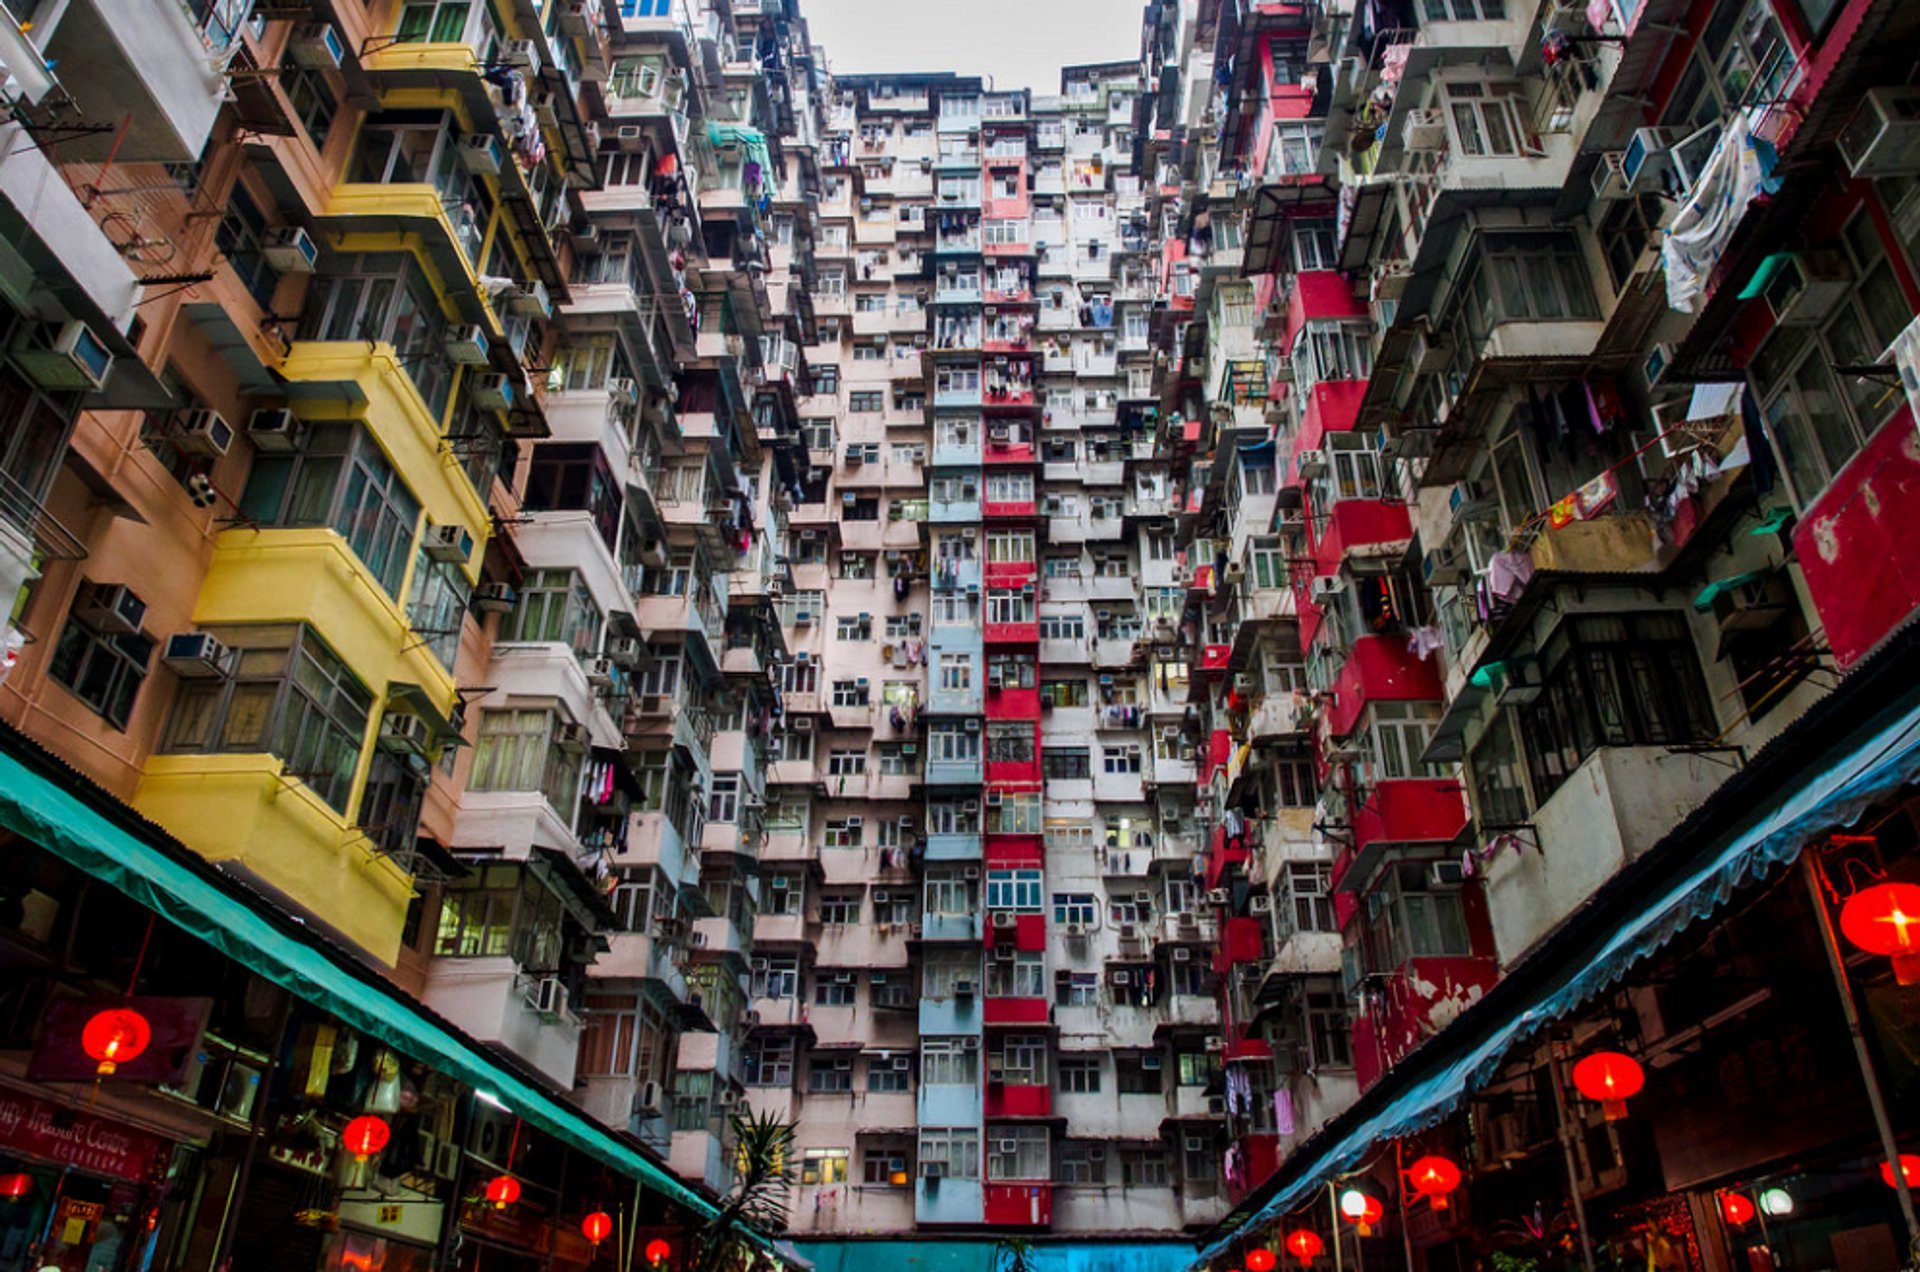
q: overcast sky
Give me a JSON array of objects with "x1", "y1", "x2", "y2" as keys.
[{"x1": 800, "y1": 0, "x2": 1145, "y2": 95}]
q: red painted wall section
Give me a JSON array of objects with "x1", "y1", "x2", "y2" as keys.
[
  {"x1": 1326, "y1": 634, "x2": 1445, "y2": 737},
  {"x1": 1297, "y1": 379, "x2": 1366, "y2": 457},
  {"x1": 1014, "y1": 912, "x2": 1047, "y2": 951},
  {"x1": 1223, "y1": 916, "x2": 1265, "y2": 966},
  {"x1": 1793, "y1": 405, "x2": 1920, "y2": 668},
  {"x1": 1352, "y1": 955, "x2": 1500, "y2": 1090},
  {"x1": 986, "y1": 683, "x2": 1039, "y2": 720},
  {"x1": 1310, "y1": 500, "x2": 1413, "y2": 576},
  {"x1": 984, "y1": 836, "x2": 1043, "y2": 867},
  {"x1": 1285, "y1": 271, "x2": 1368, "y2": 352},
  {"x1": 1230, "y1": 1133, "x2": 1285, "y2": 1203},
  {"x1": 984, "y1": 560, "x2": 1036, "y2": 586},
  {"x1": 1348, "y1": 778, "x2": 1470, "y2": 857},
  {"x1": 982, "y1": 997, "x2": 1050, "y2": 1025},
  {"x1": 984, "y1": 1083, "x2": 1051, "y2": 1119},
  {"x1": 983, "y1": 1184, "x2": 1052, "y2": 1227}
]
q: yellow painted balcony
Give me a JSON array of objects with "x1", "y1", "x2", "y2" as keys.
[
  {"x1": 134, "y1": 753, "x2": 414, "y2": 965},
  {"x1": 280, "y1": 341, "x2": 494, "y2": 546},
  {"x1": 320, "y1": 184, "x2": 491, "y2": 301}
]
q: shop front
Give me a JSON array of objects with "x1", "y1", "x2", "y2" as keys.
[{"x1": 0, "y1": 1086, "x2": 176, "y2": 1272}]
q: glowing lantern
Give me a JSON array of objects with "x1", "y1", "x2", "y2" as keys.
[
  {"x1": 581, "y1": 1212, "x2": 613, "y2": 1245},
  {"x1": 1406, "y1": 1156, "x2": 1461, "y2": 1209},
  {"x1": 1841, "y1": 883, "x2": 1920, "y2": 984},
  {"x1": 485, "y1": 1175, "x2": 521, "y2": 1209},
  {"x1": 341, "y1": 1115, "x2": 391, "y2": 1162},
  {"x1": 0, "y1": 1174, "x2": 30, "y2": 1202},
  {"x1": 1758, "y1": 1188, "x2": 1794, "y2": 1217},
  {"x1": 1284, "y1": 1231, "x2": 1324, "y2": 1264},
  {"x1": 1879, "y1": 1156, "x2": 1920, "y2": 1190},
  {"x1": 81, "y1": 1007, "x2": 151, "y2": 1076},
  {"x1": 1571, "y1": 1051, "x2": 1644, "y2": 1121},
  {"x1": 1339, "y1": 1190, "x2": 1384, "y2": 1235},
  {"x1": 1720, "y1": 1194, "x2": 1755, "y2": 1226},
  {"x1": 645, "y1": 1238, "x2": 673, "y2": 1267},
  {"x1": 1248, "y1": 1249, "x2": 1278, "y2": 1272}
]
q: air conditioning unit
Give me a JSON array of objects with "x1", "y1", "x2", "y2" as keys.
[
  {"x1": 1402, "y1": 108, "x2": 1446, "y2": 151},
  {"x1": 445, "y1": 324, "x2": 490, "y2": 366},
  {"x1": 509, "y1": 280, "x2": 552, "y2": 318},
  {"x1": 262, "y1": 225, "x2": 319, "y2": 273},
  {"x1": 163, "y1": 632, "x2": 232, "y2": 680},
  {"x1": 246, "y1": 408, "x2": 300, "y2": 453},
  {"x1": 426, "y1": 522, "x2": 474, "y2": 564},
  {"x1": 288, "y1": 22, "x2": 345, "y2": 69},
  {"x1": 1295, "y1": 448, "x2": 1326, "y2": 478},
  {"x1": 75, "y1": 582, "x2": 147, "y2": 635},
  {"x1": 606, "y1": 636, "x2": 643, "y2": 668},
  {"x1": 527, "y1": 976, "x2": 568, "y2": 1018},
  {"x1": 586, "y1": 657, "x2": 616, "y2": 688},
  {"x1": 1621, "y1": 126, "x2": 1683, "y2": 194},
  {"x1": 608, "y1": 377, "x2": 638, "y2": 406},
  {"x1": 1839, "y1": 87, "x2": 1920, "y2": 178},
  {"x1": 174, "y1": 408, "x2": 234, "y2": 457},
  {"x1": 1205, "y1": 888, "x2": 1230, "y2": 906},
  {"x1": 635, "y1": 1081, "x2": 665, "y2": 1116},
  {"x1": 553, "y1": 722, "x2": 589, "y2": 752},
  {"x1": 1250, "y1": 895, "x2": 1274, "y2": 914},
  {"x1": 1430, "y1": 860, "x2": 1466, "y2": 888},
  {"x1": 473, "y1": 581, "x2": 517, "y2": 613},
  {"x1": 15, "y1": 320, "x2": 113, "y2": 392},
  {"x1": 472, "y1": 374, "x2": 515, "y2": 411},
  {"x1": 1589, "y1": 151, "x2": 1629, "y2": 202},
  {"x1": 1309, "y1": 575, "x2": 1343, "y2": 604},
  {"x1": 1409, "y1": 328, "x2": 1451, "y2": 375},
  {"x1": 1112, "y1": 969, "x2": 1132, "y2": 986},
  {"x1": 1760, "y1": 251, "x2": 1853, "y2": 327},
  {"x1": 992, "y1": 911, "x2": 1017, "y2": 929},
  {"x1": 954, "y1": 979, "x2": 976, "y2": 997},
  {"x1": 1172, "y1": 946, "x2": 1192, "y2": 962},
  {"x1": 380, "y1": 712, "x2": 432, "y2": 755},
  {"x1": 1642, "y1": 341, "x2": 1677, "y2": 389},
  {"x1": 1422, "y1": 548, "x2": 1468, "y2": 587},
  {"x1": 499, "y1": 40, "x2": 540, "y2": 71}
]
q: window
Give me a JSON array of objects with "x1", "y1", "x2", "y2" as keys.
[
  {"x1": 801, "y1": 1149, "x2": 850, "y2": 1182},
  {"x1": 836, "y1": 614, "x2": 871, "y2": 641},
  {"x1": 819, "y1": 892, "x2": 860, "y2": 925},
  {"x1": 708, "y1": 774, "x2": 740, "y2": 823},
  {"x1": 753, "y1": 956, "x2": 801, "y2": 999},
  {"x1": 1058, "y1": 1057, "x2": 1101, "y2": 1094},
  {"x1": 1102, "y1": 743, "x2": 1143, "y2": 775},
  {"x1": 1660, "y1": 0, "x2": 1798, "y2": 134},
  {"x1": 849, "y1": 391, "x2": 884, "y2": 411},
  {"x1": 831, "y1": 680, "x2": 870, "y2": 707},
  {"x1": 1517, "y1": 613, "x2": 1715, "y2": 802},
  {"x1": 986, "y1": 869, "x2": 1043, "y2": 911},
  {"x1": 985, "y1": 951, "x2": 1046, "y2": 999},
  {"x1": 49, "y1": 601, "x2": 154, "y2": 730},
  {"x1": 986, "y1": 722, "x2": 1034, "y2": 765},
  {"x1": 1051, "y1": 893, "x2": 1097, "y2": 926},
  {"x1": 745, "y1": 1036, "x2": 796, "y2": 1086},
  {"x1": 216, "y1": 183, "x2": 282, "y2": 309},
  {"x1": 1460, "y1": 233, "x2": 1597, "y2": 327},
  {"x1": 1041, "y1": 679, "x2": 1090, "y2": 708},
  {"x1": 163, "y1": 625, "x2": 372, "y2": 814},
  {"x1": 1444, "y1": 82, "x2": 1540, "y2": 158},
  {"x1": 827, "y1": 749, "x2": 867, "y2": 777},
  {"x1": 938, "y1": 654, "x2": 972, "y2": 690},
  {"x1": 1182, "y1": 1134, "x2": 1217, "y2": 1184},
  {"x1": 1115, "y1": 1052, "x2": 1162, "y2": 1094},
  {"x1": 1121, "y1": 1147, "x2": 1170, "y2": 1187},
  {"x1": 396, "y1": 0, "x2": 477, "y2": 41},
  {"x1": 996, "y1": 1036, "x2": 1048, "y2": 1086},
  {"x1": 992, "y1": 792, "x2": 1042, "y2": 835},
  {"x1": 1281, "y1": 862, "x2": 1337, "y2": 935},
  {"x1": 1055, "y1": 1141, "x2": 1105, "y2": 1185},
  {"x1": 825, "y1": 819, "x2": 862, "y2": 849},
  {"x1": 919, "y1": 1128, "x2": 980, "y2": 1180},
  {"x1": 1307, "y1": 988, "x2": 1353, "y2": 1069},
  {"x1": 468, "y1": 708, "x2": 581, "y2": 813},
  {"x1": 930, "y1": 724, "x2": 981, "y2": 763},
  {"x1": 1177, "y1": 1050, "x2": 1217, "y2": 1088},
  {"x1": 986, "y1": 591, "x2": 1034, "y2": 624},
  {"x1": 300, "y1": 253, "x2": 453, "y2": 414},
  {"x1": 500, "y1": 569, "x2": 604, "y2": 660},
  {"x1": 284, "y1": 67, "x2": 338, "y2": 151},
  {"x1": 1365, "y1": 862, "x2": 1474, "y2": 969},
  {"x1": 867, "y1": 1057, "x2": 911, "y2": 1093},
  {"x1": 1039, "y1": 613, "x2": 1085, "y2": 641},
  {"x1": 239, "y1": 424, "x2": 422, "y2": 599},
  {"x1": 987, "y1": 1127, "x2": 1050, "y2": 1181},
  {"x1": 435, "y1": 863, "x2": 570, "y2": 971},
  {"x1": 1043, "y1": 747, "x2": 1091, "y2": 780},
  {"x1": 407, "y1": 551, "x2": 470, "y2": 670},
  {"x1": 1054, "y1": 971, "x2": 1099, "y2": 1007}
]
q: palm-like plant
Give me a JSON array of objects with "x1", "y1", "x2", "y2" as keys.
[
  {"x1": 994, "y1": 1237, "x2": 1037, "y2": 1272},
  {"x1": 694, "y1": 1108, "x2": 796, "y2": 1272}
]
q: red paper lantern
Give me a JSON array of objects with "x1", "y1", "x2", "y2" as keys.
[
  {"x1": 1407, "y1": 1155, "x2": 1462, "y2": 1209},
  {"x1": 645, "y1": 1238, "x2": 673, "y2": 1267},
  {"x1": 1879, "y1": 1155, "x2": 1920, "y2": 1189},
  {"x1": 485, "y1": 1175, "x2": 521, "y2": 1208},
  {"x1": 342, "y1": 1115, "x2": 391, "y2": 1162},
  {"x1": 81, "y1": 1007, "x2": 151, "y2": 1076},
  {"x1": 1571, "y1": 1051, "x2": 1644, "y2": 1121},
  {"x1": 581, "y1": 1212, "x2": 613, "y2": 1245},
  {"x1": 1720, "y1": 1194, "x2": 1755, "y2": 1226},
  {"x1": 1841, "y1": 883, "x2": 1920, "y2": 984},
  {"x1": 0, "y1": 1173, "x2": 30, "y2": 1202},
  {"x1": 1284, "y1": 1230, "x2": 1324, "y2": 1263},
  {"x1": 1248, "y1": 1249, "x2": 1278, "y2": 1272}
]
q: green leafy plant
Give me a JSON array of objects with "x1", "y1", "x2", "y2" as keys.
[
  {"x1": 994, "y1": 1237, "x2": 1038, "y2": 1272},
  {"x1": 694, "y1": 1108, "x2": 796, "y2": 1272}
]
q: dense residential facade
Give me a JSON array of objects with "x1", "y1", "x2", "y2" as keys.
[{"x1": 5, "y1": 0, "x2": 1920, "y2": 1270}]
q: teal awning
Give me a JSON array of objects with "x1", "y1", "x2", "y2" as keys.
[
  {"x1": 0, "y1": 732, "x2": 731, "y2": 1233},
  {"x1": 1737, "y1": 251, "x2": 1794, "y2": 300}
]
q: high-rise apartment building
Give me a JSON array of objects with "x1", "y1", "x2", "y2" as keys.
[{"x1": 3, "y1": 0, "x2": 1920, "y2": 1271}]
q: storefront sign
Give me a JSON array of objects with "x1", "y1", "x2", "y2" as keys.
[{"x1": 0, "y1": 1090, "x2": 166, "y2": 1182}]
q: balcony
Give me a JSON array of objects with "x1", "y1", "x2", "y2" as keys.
[
  {"x1": 43, "y1": 0, "x2": 237, "y2": 161},
  {"x1": 420, "y1": 959, "x2": 583, "y2": 1088}
]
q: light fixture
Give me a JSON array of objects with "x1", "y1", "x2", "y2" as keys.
[{"x1": 1759, "y1": 1188, "x2": 1794, "y2": 1217}]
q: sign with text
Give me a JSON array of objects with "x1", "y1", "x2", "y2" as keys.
[{"x1": 0, "y1": 1089, "x2": 168, "y2": 1182}]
